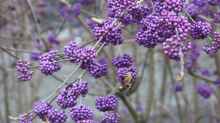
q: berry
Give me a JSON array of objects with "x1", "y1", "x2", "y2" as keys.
[
  {"x1": 112, "y1": 54, "x2": 134, "y2": 68},
  {"x1": 87, "y1": 58, "x2": 108, "y2": 78},
  {"x1": 70, "y1": 105, "x2": 94, "y2": 122},
  {"x1": 48, "y1": 31, "x2": 60, "y2": 45},
  {"x1": 162, "y1": 35, "x2": 192, "y2": 60},
  {"x1": 64, "y1": 41, "x2": 96, "y2": 63},
  {"x1": 33, "y1": 101, "x2": 51, "y2": 121},
  {"x1": 56, "y1": 85, "x2": 78, "y2": 109},
  {"x1": 47, "y1": 107, "x2": 67, "y2": 123},
  {"x1": 196, "y1": 83, "x2": 213, "y2": 99},
  {"x1": 30, "y1": 52, "x2": 41, "y2": 61},
  {"x1": 107, "y1": 0, "x2": 137, "y2": 24},
  {"x1": 135, "y1": 28, "x2": 159, "y2": 48},
  {"x1": 191, "y1": 21, "x2": 212, "y2": 39},
  {"x1": 96, "y1": 95, "x2": 119, "y2": 112},
  {"x1": 16, "y1": 60, "x2": 33, "y2": 81},
  {"x1": 39, "y1": 50, "x2": 61, "y2": 75},
  {"x1": 101, "y1": 111, "x2": 120, "y2": 123},
  {"x1": 91, "y1": 18, "x2": 123, "y2": 45},
  {"x1": 72, "y1": 80, "x2": 89, "y2": 96},
  {"x1": 164, "y1": 0, "x2": 185, "y2": 12},
  {"x1": 76, "y1": 119, "x2": 96, "y2": 123},
  {"x1": 174, "y1": 83, "x2": 183, "y2": 92},
  {"x1": 203, "y1": 32, "x2": 220, "y2": 54},
  {"x1": 19, "y1": 113, "x2": 33, "y2": 123},
  {"x1": 59, "y1": 3, "x2": 81, "y2": 21}
]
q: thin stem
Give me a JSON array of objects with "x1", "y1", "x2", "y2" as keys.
[
  {"x1": 116, "y1": 93, "x2": 139, "y2": 123},
  {"x1": 144, "y1": 48, "x2": 155, "y2": 122},
  {"x1": 166, "y1": 57, "x2": 184, "y2": 123}
]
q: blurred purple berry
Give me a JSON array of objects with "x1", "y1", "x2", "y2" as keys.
[
  {"x1": 96, "y1": 95, "x2": 119, "y2": 112},
  {"x1": 59, "y1": 3, "x2": 81, "y2": 21},
  {"x1": 76, "y1": 119, "x2": 96, "y2": 123},
  {"x1": 174, "y1": 83, "x2": 183, "y2": 92},
  {"x1": 70, "y1": 105, "x2": 94, "y2": 122},
  {"x1": 48, "y1": 31, "x2": 60, "y2": 45},
  {"x1": 30, "y1": 52, "x2": 41, "y2": 61},
  {"x1": 196, "y1": 83, "x2": 213, "y2": 99},
  {"x1": 16, "y1": 60, "x2": 33, "y2": 81}
]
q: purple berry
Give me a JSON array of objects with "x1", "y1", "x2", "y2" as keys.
[
  {"x1": 39, "y1": 50, "x2": 61, "y2": 75},
  {"x1": 101, "y1": 111, "x2": 120, "y2": 123},
  {"x1": 33, "y1": 101, "x2": 51, "y2": 121},
  {"x1": 72, "y1": 80, "x2": 89, "y2": 96},
  {"x1": 174, "y1": 83, "x2": 183, "y2": 92},
  {"x1": 64, "y1": 41, "x2": 96, "y2": 64},
  {"x1": 164, "y1": 0, "x2": 185, "y2": 12},
  {"x1": 162, "y1": 35, "x2": 192, "y2": 60},
  {"x1": 16, "y1": 60, "x2": 33, "y2": 81},
  {"x1": 107, "y1": 0, "x2": 137, "y2": 24},
  {"x1": 56, "y1": 85, "x2": 78, "y2": 109},
  {"x1": 70, "y1": 105, "x2": 94, "y2": 122},
  {"x1": 48, "y1": 31, "x2": 60, "y2": 45},
  {"x1": 47, "y1": 107, "x2": 67, "y2": 123},
  {"x1": 91, "y1": 18, "x2": 123, "y2": 45},
  {"x1": 30, "y1": 52, "x2": 41, "y2": 61},
  {"x1": 112, "y1": 54, "x2": 134, "y2": 68},
  {"x1": 191, "y1": 21, "x2": 212, "y2": 39},
  {"x1": 196, "y1": 83, "x2": 213, "y2": 99},
  {"x1": 96, "y1": 95, "x2": 119, "y2": 112},
  {"x1": 59, "y1": 3, "x2": 81, "y2": 21},
  {"x1": 76, "y1": 119, "x2": 96, "y2": 123},
  {"x1": 87, "y1": 58, "x2": 108, "y2": 78},
  {"x1": 19, "y1": 113, "x2": 33, "y2": 123}
]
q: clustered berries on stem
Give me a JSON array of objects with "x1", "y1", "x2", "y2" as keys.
[{"x1": 14, "y1": 0, "x2": 220, "y2": 122}]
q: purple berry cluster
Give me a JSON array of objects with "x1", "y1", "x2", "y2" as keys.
[
  {"x1": 87, "y1": 58, "x2": 108, "y2": 78},
  {"x1": 64, "y1": 41, "x2": 96, "y2": 64},
  {"x1": 39, "y1": 50, "x2": 61, "y2": 75},
  {"x1": 19, "y1": 113, "x2": 33, "y2": 123},
  {"x1": 16, "y1": 60, "x2": 33, "y2": 81},
  {"x1": 70, "y1": 105, "x2": 94, "y2": 122},
  {"x1": 33, "y1": 101, "x2": 67, "y2": 123},
  {"x1": 107, "y1": 0, "x2": 150, "y2": 24},
  {"x1": 101, "y1": 111, "x2": 120, "y2": 123},
  {"x1": 96, "y1": 95, "x2": 119, "y2": 112},
  {"x1": 191, "y1": 21, "x2": 212, "y2": 39},
  {"x1": 203, "y1": 32, "x2": 220, "y2": 54},
  {"x1": 32, "y1": 101, "x2": 52, "y2": 121},
  {"x1": 56, "y1": 80, "x2": 88, "y2": 109},
  {"x1": 47, "y1": 107, "x2": 67, "y2": 123},
  {"x1": 112, "y1": 54, "x2": 134, "y2": 68},
  {"x1": 112, "y1": 54, "x2": 137, "y2": 86},
  {"x1": 162, "y1": 35, "x2": 192, "y2": 60},
  {"x1": 90, "y1": 18, "x2": 123, "y2": 45}
]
